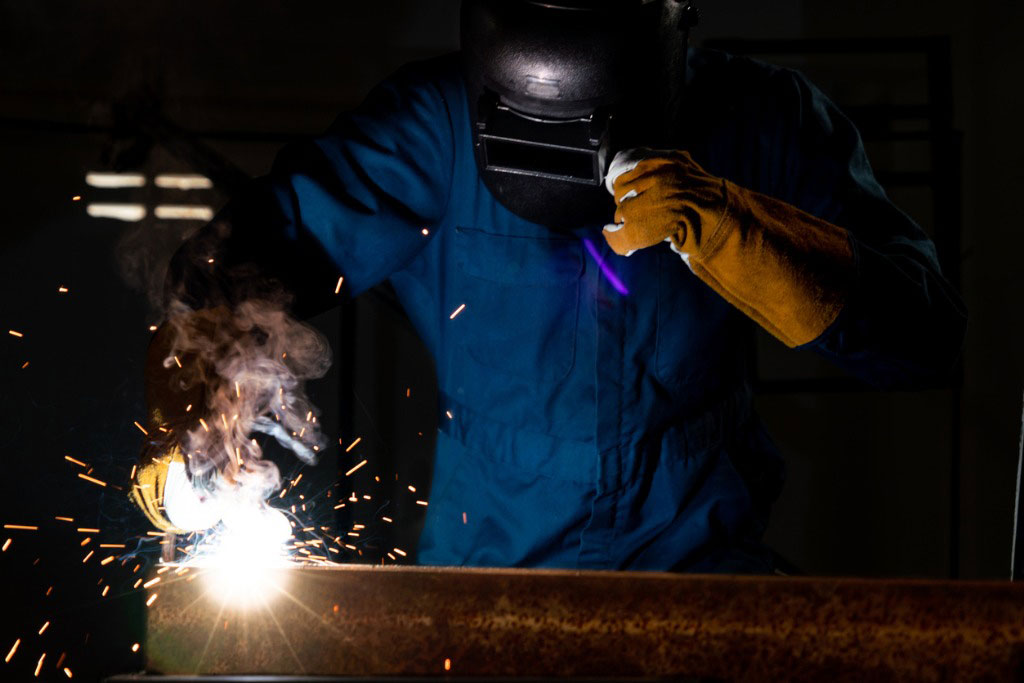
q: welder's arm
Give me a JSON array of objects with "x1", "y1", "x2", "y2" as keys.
[
  {"x1": 605, "y1": 149, "x2": 855, "y2": 348},
  {"x1": 166, "y1": 62, "x2": 455, "y2": 315},
  {"x1": 134, "y1": 64, "x2": 455, "y2": 530},
  {"x1": 766, "y1": 69, "x2": 966, "y2": 388},
  {"x1": 605, "y1": 70, "x2": 966, "y2": 389}
]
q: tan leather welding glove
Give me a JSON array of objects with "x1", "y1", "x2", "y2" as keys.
[
  {"x1": 603, "y1": 148, "x2": 855, "y2": 347},
  {"x1": 132, "y1": 446, "x2": 224, "y2": 533}
]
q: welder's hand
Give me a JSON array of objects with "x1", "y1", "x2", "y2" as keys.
[
  {"x1": 603, "y1": 148, "x2": 855, "y2": 347},
  {"x1": 132, "y1": 307, "x2": 238, "y2": 532},
  {"x1": 131, "y1": 446, "x2": 223, "y2": 533},
  {"x1": 602, "y1": 148, "x2": 725, "y2": 258}
]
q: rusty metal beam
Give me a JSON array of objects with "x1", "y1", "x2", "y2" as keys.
[{"x1": 146, "y1": 565, "x2": 1024, "y2": 681}]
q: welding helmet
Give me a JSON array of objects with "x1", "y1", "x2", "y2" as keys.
[{"x1": 461, "y1": 0, "x2": 698, "y2": 230}]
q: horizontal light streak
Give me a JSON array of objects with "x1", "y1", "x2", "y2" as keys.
[
  {"x1": 154, "y1": 174, "x2": 213, "y2": 190},
  {"x1": 154, "y1": 205, "x2": 214, "y2": 221},
  {"x1": 85, "y1": 172, "x2": 146, "y2": 188},
  {"x1": 86, "y1": 203, "x2": 146, "y2": 222}
]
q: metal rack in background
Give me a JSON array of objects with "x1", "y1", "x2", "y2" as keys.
[{"x1": 702, "y1": 36, "x2": 964, "y2": 577}]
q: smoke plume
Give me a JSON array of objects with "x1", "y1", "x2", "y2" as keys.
[{"x1": 159, "y1": 297, "x2": 332, "y2": 505}]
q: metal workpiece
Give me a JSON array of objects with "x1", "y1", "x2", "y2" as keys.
[{"x1": 146, "y1": 565, "x2": 1024, "y2": 681}]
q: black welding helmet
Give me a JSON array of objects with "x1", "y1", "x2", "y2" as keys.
[{"x1": 461, "y1": 0, "x2": 697, "y2": 230}]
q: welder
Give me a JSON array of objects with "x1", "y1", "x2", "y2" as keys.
[{"x1": 133, "y1": 0, "x2": 966, "y2": 573}]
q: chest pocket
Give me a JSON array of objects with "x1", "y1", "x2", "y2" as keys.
[
  {"x1": 454, "y1": 226, "x2": 582, "y2": 383},
  {"x1": 656, "y1": 251, "x2": 738, "y2": 387}
]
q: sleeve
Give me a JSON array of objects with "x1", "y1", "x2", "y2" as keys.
[
  {"x1": 771, "y1": 68, "x2": 967, "y2": 390},
  {"x1": 166, "y1": 61, "x2": 456, "y2": 318}
]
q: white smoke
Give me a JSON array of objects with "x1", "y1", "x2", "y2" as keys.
[{"x1": 160, "y1": 298, "x2": 331, "y2": 506}]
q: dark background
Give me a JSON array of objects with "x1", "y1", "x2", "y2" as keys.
[{"x1": 1, "y1": 0, "x2": 1022, "y2": 679}]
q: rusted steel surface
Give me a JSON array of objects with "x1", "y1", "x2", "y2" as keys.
[{"x1": 146, "y1": 565, "x2": 1024, "y2": 681}]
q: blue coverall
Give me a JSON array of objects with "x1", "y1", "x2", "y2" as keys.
[{"x1": 170, "y1": 49, "x2": 967, "y2": 573}]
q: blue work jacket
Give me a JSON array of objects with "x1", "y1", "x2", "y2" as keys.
[{"x1": 172, "y1": 49, "x2": 966, "y2": 572}]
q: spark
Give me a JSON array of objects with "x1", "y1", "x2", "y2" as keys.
[
  {"x1": 221, "y1": 413, "x2": 229, "y2": 430},
  {"x1": 77, "y1": 473, "x2": 106, "y2": 487},
  {"x1": 463, "y1": 511, "x2": 468, "y2": 524},
  {"x1": 393, "y1": 547, "x2": 407, "y2": 557},
  {"x1": 82, "y1": 551, "x2": 93, "y2": 563},
  {"x1": 99, "y1": 543, "x2": 125, "y2": 548},
  {"x1": 34, "y1": 652, "x2": 45, "y2": 677},
  {"x1": 444, "y1": 658, "x2": 452, "y2": 671},
  {"x1": 334, "y1": 276, "x2": 344, "y2": 294},
  {"x1": 173, "y1": 356, "x2": 182, "y2": 368},
  {"x1": 416, "y1": 500, "x2": 429, "y2": 506},
  {"x1": 149, "y1": 325, "x2": 158, "y2": 332},
  {"x1": 133, "y1": 421, "x2": 149, "y2": 435},
  {"x1": 72, "y1": 195, "x2": 81, "y2": 201},
  {"x1": 235, "y1": 381, "x2": 241, "y2": 398},
  {"x1": 381, "y1": 516, "x2": 393, "y2": 523},
  {"x1": 8, "y1": 330, "x2": 23, "y2": 338},
  {"x1": 20, "y1": 361, "x2": 29, "y2": 369},
  {"x1": 80, "y1": 538, "x2": 90, "y2": 547},
  {"x1": 446, "y1": 410, "x2": 453, "y2": 419},
  {"x1": 292, "y1": 474, "x2": 303, "y2": 486},
  {"x1": 76, "y1": 528, "x2": 99, "y2": 533},
  {"x1": 64, "y1": 456, "x2": 87, "y2": 467},
  {"x1": 100, "y1": 556, "x2": 115, "y2": 566},
  {"x1": 101, "y1": 585, "x2": 110, "y2": 596},
  {"x1": 146, "y1": 593, "x2": 158, "y2": 607},
  {"x1": 3, "y1": 524, "x2": 38, "y2": 531},
  {"x1": 63, "y1": 667, "x2": 73, "y2": 678},
  {"x1": 58, "y1": 286, "x2": 68, "y2": 293},
  {"x1": 54, "y1": 517, "x2": 73, "y2": 522},
  {"x1": 199, "y1": 418, "x2": 209, "y2": 432},
  {"x1": 408, "y1": 485, "x2": 417, "y2": 492},
  {"x1": 38, "y1": 622, "x2": 49, "y2": 635},
  {"x1": 143, "y1": 577, "x2": 161, "y2": 589},
  {"x1": 129, "y1": 465, "x2": 137, "y2": 479},
  {"x1": 1, "y1": 539, "x2": 10, "y2": 551},
  {"x1": 344, "y1": 437, "x2": 361, "y2": 452},
  {"x1": 449, "y1": 303, "x2": 466, "y2": 320},
  {"x1": 4, "y1": 639, "x2": 19, "y2": 663},
  {"x1": 131, "y1": 643, "x2": 139, "y2": 653},
  {"x1": 345, "y1": 460, "x2": 367, "y2": 477}
]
